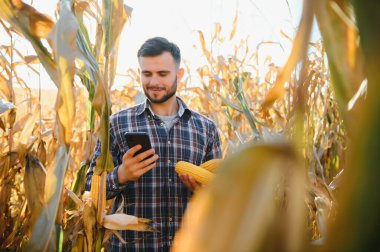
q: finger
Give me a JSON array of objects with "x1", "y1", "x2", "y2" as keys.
[
  {"x1": 188, "y1": 176, "x2": 200, "y2": 189},
  {"x1": 134, "y1": 148, "x2": 155, "y2": 163},
  {"x1": 139, "y1": 154, "x2": 159, "y2": 168},
  {"x1": 180, "y1": 174, "x2": 194, "y2": 192},
  {"x1": 179, "y1": 174, "x2": 187, "y2": 184},
  {"x1": 136, "y1": 162, "x2": 156, "y2": 177},
  {"x1": 124, "y1": 145, "x2": 142, "y2": 160}
]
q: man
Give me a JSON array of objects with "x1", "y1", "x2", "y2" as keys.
[{"x1": 86, "y1": 37, "x2": 222, "y2": 251}]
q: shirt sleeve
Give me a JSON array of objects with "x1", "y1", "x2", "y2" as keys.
[
  {"x1": 85, "y1": 120, "x2": 129, "y2": 200},
  {"x1": 204, "y1": 122, "x2": 222, "y2": 161}
]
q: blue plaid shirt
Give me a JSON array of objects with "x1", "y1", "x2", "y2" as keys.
[{"x1": 86, "y1": 97, "x2": 222, "y2": 251}]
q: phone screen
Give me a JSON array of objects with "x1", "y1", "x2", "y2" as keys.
[{"x1": 124, "y1": 132, "x2": 153, "y2": 160}]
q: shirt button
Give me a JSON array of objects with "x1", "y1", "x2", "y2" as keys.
[
  {"x1": 168, "y1": 178, "x2": 172, "y2": 182},
  {"x1": 160, "y1": 122, "x2": 164, "y2": 126},
  {"x1": 168, "y1": 140, "x2": 171, "y2": 144},
  {"x1": 168, "y1": 160, "x2": 171, "y2": 164},
  {"x1": 168, "y1": 236, "x2": 173, "y2": 240},
  {"x1": 169, "y1": 217, "x2": 173, "y2": 221}
]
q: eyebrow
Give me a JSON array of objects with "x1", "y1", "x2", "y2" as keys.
[{"x1": 141, "y1": 70, "x2": 171, "y2": 75}]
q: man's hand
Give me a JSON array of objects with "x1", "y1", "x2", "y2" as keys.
[
  {"x1": 117, "y1": 145, "x2": 159, "y2": 184},
  {"x1": 179, "y1": 174, "x2": 201, "y2": 192}
]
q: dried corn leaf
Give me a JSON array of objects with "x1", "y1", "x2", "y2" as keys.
[
  {"x1": 315, "y1": 0, "x2": 364, "y2": 107},
  {"x1": 26, "y1": 145, "x2": 69, "y2": 251},
  {"x1": 0, "y1": 151, "x2": 19, "y2": 168},
  {"x1": 0, "y1": 75, "x2": 12, "y2": 100},
  {"x1": 0, "y1": 0, "x2": 53, "y2": 38},
  {"x1": 37, "y1": 140, "x2": 47, "y2": 165},
  {"x1": 0, "y1": 1, "x2": 58, "y2": 86},
  {"x1": 229, "y1": 11, "x2": 238, "y2": 40},
  {"x1": 83, "y1": 199, "x2": 96, "y2": 252},
  {"x1": 24, "y1": 55, "x2": 39, "y2": 64},
  {"x1": 17, "y1": 109, "x2": 39, "y2": 159},
  {"x1": 261, "y1": 0, "x2": 315, "y2": 109},
  {"x1": 66, "y1": 187, "x2": 83, "y2": 209},
  {"x1": 49, "y1": 0, "x2": 78, "y2": 148},
  {"x1": 198, "y1": 31, "x2": 212, "y2": 62},
  {"x1": 111, "y1": 230, "x2": 127, "y2": 244}
]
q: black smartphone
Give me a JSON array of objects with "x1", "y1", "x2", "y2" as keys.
[{"x1": 124, "y1": 132, "x2": 154, "y2": 160}]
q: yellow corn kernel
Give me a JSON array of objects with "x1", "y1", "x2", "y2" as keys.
[
  {"x1": 200, "y1": 159, "x2": 222, "y2": 173},
  {"x1": 175, "y1": 161, "x2": 214, "y2": 185}
]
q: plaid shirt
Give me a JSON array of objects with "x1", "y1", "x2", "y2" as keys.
[{"x1": 86, "y1": 97, "x2": 222, "y2": 251}]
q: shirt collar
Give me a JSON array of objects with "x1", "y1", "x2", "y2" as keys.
[{"x1": 136, "y1": 96, "x2": 192, "y2": 118}]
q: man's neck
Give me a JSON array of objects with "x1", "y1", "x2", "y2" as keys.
[{"x1": 149, "y1": 96, "x2": 179, "y2": 116}]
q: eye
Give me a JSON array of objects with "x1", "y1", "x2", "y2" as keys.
[
  {"x1": 158, "y1": 72, "x2": 169, "y2": 77},
  {"x1": 142, "y1": 72, "x2": 152, "y2": 77}
]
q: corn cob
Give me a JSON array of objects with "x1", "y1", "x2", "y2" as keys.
[
  {"x1": 175, "y1": 161, "x2": 214, "y2": 185},
  {"x1": 103, "y1": 213, "x2": 138, "y2": 230},
  {"x1": 200, "y1": 159, "x2": 222, "y2": 173},
  {"x1": 103, "y1": 214, "x2": 159, "y2": 232}
]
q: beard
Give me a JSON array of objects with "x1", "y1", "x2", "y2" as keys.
[{"x1": 143, "y1": 77, "x2": 177, "y2": 104}]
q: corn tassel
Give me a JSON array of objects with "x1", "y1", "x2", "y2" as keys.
[
  {"x1": 200, "y1": 159, "x2": 222, "y2": 173},
  {"x1": 175, "y1": 161, "x2": 214, "y2": 185}
]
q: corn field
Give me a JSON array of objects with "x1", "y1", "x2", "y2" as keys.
[{"x1": 0, "y1": 0, "x2": 379, "y2": 251}]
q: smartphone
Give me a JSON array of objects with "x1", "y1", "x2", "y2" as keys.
[{"x1": 124, "y1": 132, "x2": 154, "y2": 160}]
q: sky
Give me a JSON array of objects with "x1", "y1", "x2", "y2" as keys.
[{"x1": 0, "y1": 0, "x2": 320, "y2": 90}]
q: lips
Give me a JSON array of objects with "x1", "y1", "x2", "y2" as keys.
[{"x1": 148, "y1": 87, "x2": 165, "y2": 91}]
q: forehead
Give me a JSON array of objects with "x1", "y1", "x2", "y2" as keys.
[{"x1": 138, "y1": 51, "x2": 177, "y2": 71}]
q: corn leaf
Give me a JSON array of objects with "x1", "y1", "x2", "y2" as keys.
[
  {"x1": 315, "y1": 0, "x2": 364, "y2": 110},
  {"x1": 49, "y1": 0, "x2": 78, "y2": 148},
  {"x1": 324, "y1": 1, "x2": 380, "y2": 251},
  {"x1": 26, "y1": 145, "x2": 69, "y2": 252},
  {"x1": 261, "y1": 0, "x2": 315, "y2": 109},
  {"x1": 0, "y1": 0, "x2": 57, "y2": 85},
  {"x1": 0, "y1": 75, "x2": 12, "y2": 100}
]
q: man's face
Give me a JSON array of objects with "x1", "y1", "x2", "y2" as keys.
[{"x1": 139, "y1": 51, "x2": 183, "y2": 104}]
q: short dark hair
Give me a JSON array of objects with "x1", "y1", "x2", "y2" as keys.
[{"x1": 137, "y1": 37, "x2": 181, "y2": 66}]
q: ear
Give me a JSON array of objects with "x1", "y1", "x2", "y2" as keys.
[{"x1": 177, "y1": 67, "x2": 185, "y2": 82}]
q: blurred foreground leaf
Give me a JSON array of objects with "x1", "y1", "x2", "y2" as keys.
[
  {"x1": 173, "y1": 142, "x2": 307, "y2": 252},
  {"x1": 322, "y1": 1, "x2": 380, "y2": 251}
]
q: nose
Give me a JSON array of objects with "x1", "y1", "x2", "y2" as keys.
[{"x1": 150, "y1": 76, "x2": 159, "y2": 85}]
